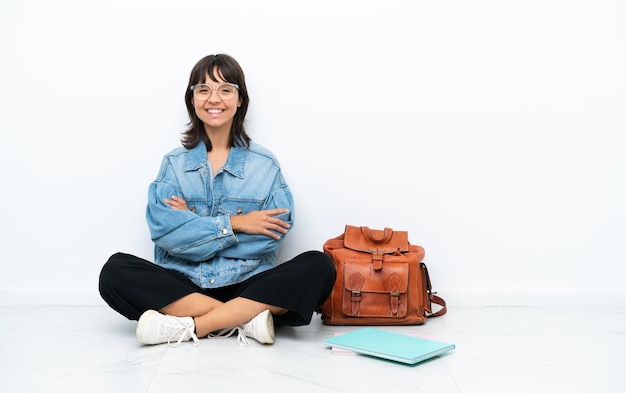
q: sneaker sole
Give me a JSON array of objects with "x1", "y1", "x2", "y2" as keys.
[{"x1": 136, "y1": 309, "x2": 159, "y2": 344}]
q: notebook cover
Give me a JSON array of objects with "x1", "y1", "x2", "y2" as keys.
[{"x1": 324, "y1": 327, "x2": 455, "y2": 365}]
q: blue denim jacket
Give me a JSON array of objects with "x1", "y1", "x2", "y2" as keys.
[{"x1": 146, "y1": 141, "x2": 294, "y2": 288}]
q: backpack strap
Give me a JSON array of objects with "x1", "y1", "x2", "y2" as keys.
[{"x1": 421, "y1": 262, "x2": 448, "y2": 317}]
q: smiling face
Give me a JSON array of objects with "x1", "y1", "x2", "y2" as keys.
[
  {"x1": 192, "y1": 69, "x2": 242, "y2": 135},
  {"x1": 182, "y1": 54, "x2": 251, "y2": 150}
]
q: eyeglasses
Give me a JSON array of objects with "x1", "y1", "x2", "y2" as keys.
[{"x1": 190, "y1": 83, "x2": 239, "y2": 100}]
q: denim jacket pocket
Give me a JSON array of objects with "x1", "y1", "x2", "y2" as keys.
[{"x1": 218, "y1": 198, "x2": 264, "y2": 217}]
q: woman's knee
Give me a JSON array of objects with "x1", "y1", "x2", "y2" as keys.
[
  {"x1": 100, "y1": 252, "x2": 126, "y2": 279},
  {"x1": 98, "y1": 252, "x2": 138, "y2": 292},
  {"x1": 296, "y1": 250, "x2": 336, "y2": 281}
]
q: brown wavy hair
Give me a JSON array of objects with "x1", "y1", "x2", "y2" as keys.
[{"x1": 182, "y1": 54, "x2": 250, "y2": 150}]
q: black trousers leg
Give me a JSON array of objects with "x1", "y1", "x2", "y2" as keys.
[
  {"x1": 99, "y1": 252, "x2": 201, "y2": 321},
  {"x1": 236, "y1": 250, "x2": 336, "y2": 326}
]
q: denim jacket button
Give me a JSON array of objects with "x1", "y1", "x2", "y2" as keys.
[
  {"x1": 222, "y1": 227, "x2": 228, "y2": 235},
  {"x1": 209, "y1": 278, "x2": 215, "y2": 284}
]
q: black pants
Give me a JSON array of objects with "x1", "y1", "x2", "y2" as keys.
[{"x1": 99, "y1": 251, "x2": 336, "y2": 326}]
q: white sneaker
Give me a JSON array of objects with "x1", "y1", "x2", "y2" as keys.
[
  {"x1": 136, "y1": 310, "x2": 200, "y2": 347},
  {"x1": 208, "y1": 309, "x2": 275, "y2": 346},
  {"x1": 241, "y1": 309, "x2": 274, "y2": 344}
]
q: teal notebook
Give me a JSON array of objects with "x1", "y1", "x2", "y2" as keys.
[{"x1": 324, "y1": 327, "x2": 455, "y2": 365}]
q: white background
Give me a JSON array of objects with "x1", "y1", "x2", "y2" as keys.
[{"x1": 1, "y1": 0, "x2": 624, "y2": 306}]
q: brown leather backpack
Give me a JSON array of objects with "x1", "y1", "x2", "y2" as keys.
[{"x1": 319, "y1": 225, "x2": 447, "y2": 325}]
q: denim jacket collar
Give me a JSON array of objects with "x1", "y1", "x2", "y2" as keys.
[{"x1": 184, "y1": 141, "x2": 247, "y2": 178}]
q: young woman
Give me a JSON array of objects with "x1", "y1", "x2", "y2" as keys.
[{"x1": 99, "y1": 54, "x2": 336, "y2": 347}]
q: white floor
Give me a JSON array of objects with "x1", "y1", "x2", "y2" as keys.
[{"x1": 1, "y1": 304, "x2": 624, "y2": 393}]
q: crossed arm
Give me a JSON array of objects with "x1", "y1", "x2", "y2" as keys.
[{"x1": 163, "y1": 196, "x2": 290, "y2": 240}]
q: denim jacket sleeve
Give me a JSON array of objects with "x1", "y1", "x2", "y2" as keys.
[{"x1": 146, "y1": 176, "x2": 238, "y2": 262}]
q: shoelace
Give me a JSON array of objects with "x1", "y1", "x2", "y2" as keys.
[
  {"x1": 208, "y1": 326, "x2": 250, "y2": 347},
  {"x1": 167, "y1": 322, "x2": 201, "y2": 348}
]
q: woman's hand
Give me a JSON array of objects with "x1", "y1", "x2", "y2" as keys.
[
  {"x1": 230, "y1": 208, "x2": 291, "y2": 240},
  {"x1": 164, "y1": 195, "x2": 190, "y2": 211}
]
